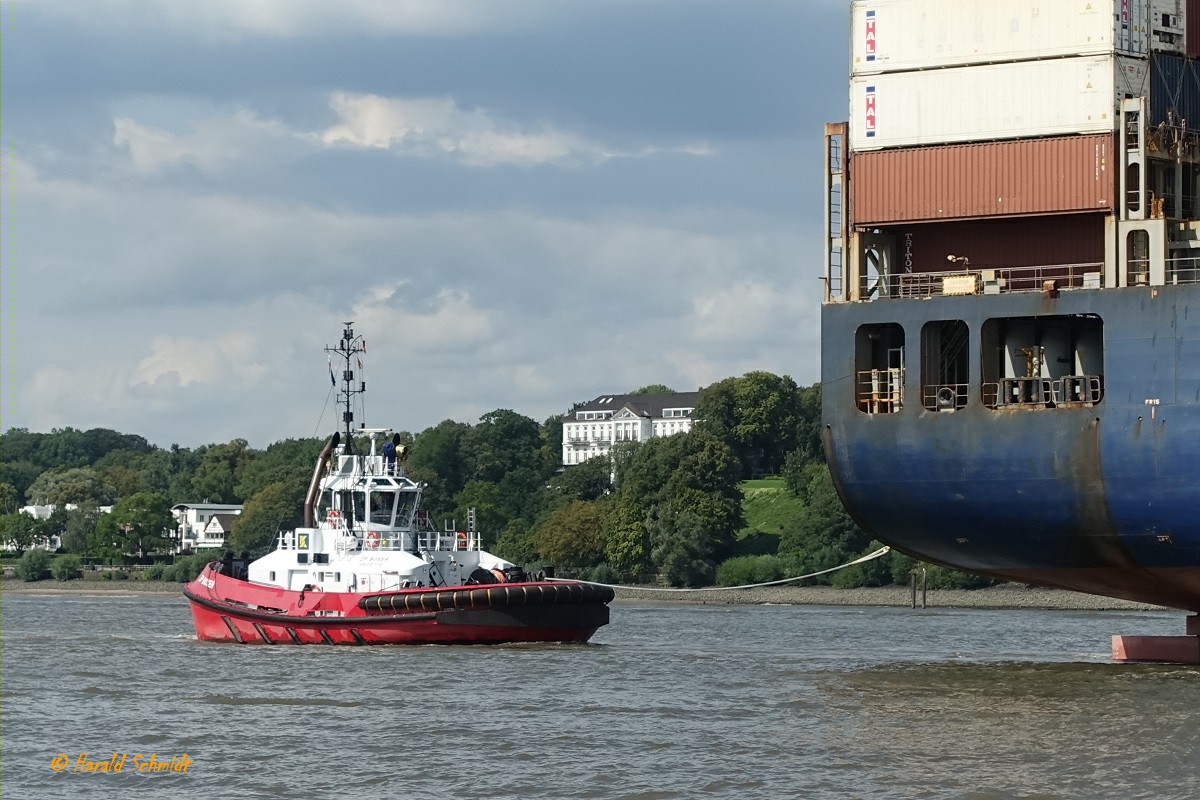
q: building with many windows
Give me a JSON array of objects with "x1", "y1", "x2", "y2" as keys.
[
  {"x1": 561, "y1": 392, "x2": 701, "y2": 465},
  {"x1": 172, "y1": 503, "x2": 243, "y2": 552}
]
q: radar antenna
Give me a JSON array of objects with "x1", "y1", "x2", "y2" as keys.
[{"x1": 325, "y1": 322, "x2": 366, "y2": 454}]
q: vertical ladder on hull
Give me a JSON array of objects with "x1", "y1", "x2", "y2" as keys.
[{"x1": 824, "y1": 123, "x2": 848, "y2": 302}]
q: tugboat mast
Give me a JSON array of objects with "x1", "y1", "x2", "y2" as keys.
[{"x1": 326, "y1": 321, "x2": 366, "y2": 454}]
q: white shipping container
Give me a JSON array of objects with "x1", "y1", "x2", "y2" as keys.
[
  {"x1": 849, "y1": 55, "x2": 1148, "y2": 151},
  {"x1": 850, "y1": 0, "x2": 1174, "y2": 75}
]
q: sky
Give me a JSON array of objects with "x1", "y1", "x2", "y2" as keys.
[{"x1": 2, "y1": 0, "x2": 851, "y2": 449}]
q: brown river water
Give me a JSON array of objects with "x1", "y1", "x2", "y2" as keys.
[{"x1": 2, "y1": 593, "x2": 1196, "y2": 799}]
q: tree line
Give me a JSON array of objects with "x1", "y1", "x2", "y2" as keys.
[{"x1": 0, "y1": 373, "x2": 992, "y2": 588}]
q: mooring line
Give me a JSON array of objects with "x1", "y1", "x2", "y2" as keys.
[{"x1": 545, "y1": 545, "x2": 892, "y2": 593}]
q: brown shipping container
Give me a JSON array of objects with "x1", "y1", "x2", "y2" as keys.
[
  {"x1": 884, "y1": 214, "x2": 1106, "y2": 274},
  {"x1": 851, "y1": 134, "x2": 1115, "y2": 226}
]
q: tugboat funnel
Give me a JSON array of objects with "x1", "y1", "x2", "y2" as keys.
[{"x1": 303, "y1": 432, "x2": 340, "y2": 527}]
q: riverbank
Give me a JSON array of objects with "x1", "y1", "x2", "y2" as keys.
[
  {"x1": 0, "y1": 577, "x2": 1171, "y2": 611},
  {"x1": 0, "y1": 578, "x2": 183, "y2": 594}
]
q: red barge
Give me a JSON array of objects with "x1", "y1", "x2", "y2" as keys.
[{"x1": 183, "y1": 323, "x2": 612, "y2": 645}]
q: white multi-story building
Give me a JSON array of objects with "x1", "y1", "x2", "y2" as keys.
[
  {"x1": 172, "y1": 503, "x2": 243, "y2": 552},
  {"x1": 561, "y1": 392, "x2": 701, "y2": 465},
  {"x1": 10, "y1": 503, "x2": 114, "y2": 551}
]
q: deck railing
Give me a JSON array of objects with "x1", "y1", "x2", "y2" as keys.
[
  {"x1": 889, "y1": 262, "x2": 1103, "y2": 299},
  {"x1": 982, "y1": 375, "x2": 1102, "y2": 410},
  {"x1": 921, "y1": 383, "x2": 969, "y2": 412},
  {"x1": 855, "y1": 368, "x2": 904, "y2": 414}
]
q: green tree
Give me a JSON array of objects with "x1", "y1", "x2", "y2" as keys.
[
  {"x1": 0, "y1": 461, "x2": 43, "y2": 507},
  {"x1": 0, "y1": 482, "x2": 19, "y2": 514},
  {"x1": 535, "y1": 499, "x2": 609, "y2": 571},
  {"x1": 25, "y1": 467, "x2": 115, "y2": 508},
  {"x1": 647, "y1": 502, "x2": 722, "y2": 587},
  {"x1": 695, "y1": 371, "x2": 805, "y2": 479},
  {"x1": 449, "y1": 480, "x2": 508, "y2": 547},
  {"x1": 235, "y1": 438, "x2": 325, "y2": 501},
  {"x1": 647, "y1": 488, "x2": 740, "y2": 586},
  {"x1": 229, "y1": 482, "x2": 303, "y2": 556},
  {"x1": 190, "y1": 439, "x2": 257, "y2": 503},
  {"x1": 38, "y1": 507, "x2": 70, "y2": 549},
  {"x1": 629, "y1": 384, "x2": 675, "y2": 395},
  {"x1": 108, "y1": 492, "x2": 175, "y2": 560},
  {"x1": 539, "y1": 455, "x2": 612, "y2": 520},
  {"x1": 462, "y1": 409, "x2": 543, "y2": 485},
  {"x1": 611, "y1": 430, "x2": 743, "y2": 582},
  {"x1": 778, "y1": 463, "x2": 871, "y2": 583},
  {"x1": 407, "y1": 420, "x2": 472, "y2": 514},
  {"x1": 61, "y1": 507, "x2": 102, "y2": 555},
  {"x1": 603, "y1": 499, "x2": 650, "y2": 573},
  {"x1": 539, "y1": 414, "x2": 565, "y2": 473},
  {"x1": 493, "y1": 518, "x2": 540, "y2": 565},
  {"x1": 0, "y1": 513, "x2": 42, "y2": 554}
]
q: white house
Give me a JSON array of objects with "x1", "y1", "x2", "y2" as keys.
[
  {"x1": 172, "y1": 503, "x2": 243, "y2": 552},
  {"x1": 10, "y1": 504, "x2": 114, "y2": 551},
  {"x1": 561, "y1": 392, "x2": 701, "y2": 466}
]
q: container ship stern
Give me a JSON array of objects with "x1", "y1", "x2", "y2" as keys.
[{"x1": 821, "y1": 0, "x2": 1200, "y2": 613}]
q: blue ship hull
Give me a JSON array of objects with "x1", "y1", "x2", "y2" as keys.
[{"x1": 822, "y1": 284, "x2": 1200, "y2": 610}]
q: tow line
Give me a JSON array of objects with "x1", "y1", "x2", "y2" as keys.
[{"x1": 546, "y1": 546, "x2": 891, "y2": 593}]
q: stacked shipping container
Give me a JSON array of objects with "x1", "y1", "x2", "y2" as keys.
[{"x1": 849, "y1": 0, "x2": 1200, "y2": 259}]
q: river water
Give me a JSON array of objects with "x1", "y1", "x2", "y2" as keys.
[{"x1": 2, "y1": 593, "x2": 1197, "y2": 800}]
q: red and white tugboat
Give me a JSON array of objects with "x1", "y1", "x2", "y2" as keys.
[{"x1": 184, "y1": 323, "x2": 613, "y2": 645}]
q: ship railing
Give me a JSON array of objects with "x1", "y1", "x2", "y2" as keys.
[
  {"x1": 982, "y1": 378, "x2": 1049, "y2": 409},
  {"x1": 1053, "y1": 375, "x2": 1104, "y2": 406},
  {"x1": 1166, "y1": 255, "x2": 1200, "y2": 285},
  {"x1": 921, "y1": 383, "x2": 968, "y2": 412},
  {"x1": 417, "y1": 529, "x2": 480, "y2": 552},
  {"x1": 982, "y1": 375, "x2": 1102, "y2": 409},
  {"x1": 855, "y1": 368, "x2": 904, "y2": 414},
  {"x1": 889, "y1": 262, "x2": 1103, "y2": 299}
]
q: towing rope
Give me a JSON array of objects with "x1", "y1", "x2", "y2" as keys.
[{"x1": 545, "y1": 545, "x2": 891, "y2": 593}]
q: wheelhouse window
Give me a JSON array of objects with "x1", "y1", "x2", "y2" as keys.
[
  {"x1": 369, "y1": 490, "x2": 396, "y2": 525},
  {"x1": 921, "y1": 320, "x2": 969, "y2": 412},
  {"x1": 981, "y1": 314, "x2": 1103, "y2": 409},
  {"x1": 855, "y1": 323, "x2": 905, "y2": 414}
]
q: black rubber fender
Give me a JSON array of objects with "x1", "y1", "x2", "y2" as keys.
[{"x1": 358, "y1": 581, "x2": 614, "y2": 614}]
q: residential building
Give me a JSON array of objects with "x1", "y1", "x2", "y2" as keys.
[
  {"x1": 172, "y1": 503, "x2": 243, "y2": 552},
  {"x1": 10, "y1": 504, "x2": 114, "y2": 551},
  {"x1": 561, "y1": 392, "x2": 701, "y2": 465}
]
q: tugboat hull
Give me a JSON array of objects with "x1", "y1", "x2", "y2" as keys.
[{"x1": 184, "y1": 566, "x2": 612, "y2": 645}]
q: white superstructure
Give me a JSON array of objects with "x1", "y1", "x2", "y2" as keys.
[{"x1": 247, "y1": 431, "x2": 513, "y2": 594}]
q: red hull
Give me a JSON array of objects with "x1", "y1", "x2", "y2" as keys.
[{"x1": 184, "y1": 565, "x2": 609, "y2": 645}]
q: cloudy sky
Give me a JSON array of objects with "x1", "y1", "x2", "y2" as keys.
[{"x1": 3, "y1": 0, "x2": 850, "y2": 448}]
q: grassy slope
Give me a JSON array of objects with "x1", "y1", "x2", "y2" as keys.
[{"x1": 733, "y1": 478, "x2": 804, "y2": 556}]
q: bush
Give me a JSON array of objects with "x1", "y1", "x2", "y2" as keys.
[
  {"x1": 717, "y1": 555, "x2": 786, "y2": 587},
  {"x1": 111, "y1": 570, "x2": 130, "y2": 581},
  {"x1": 165, "y1": 553, "x2": 212, "y2": 583},
  {"x1": 15, "y1": 549, "x2": 52, "y2": 582},
  {"x1": 50, "y1": 554, "x2": 83, "y2": 581},
  {"x1": 144, "y1": 563, "x2": 168, "y2": 581},
  {"x1": 587, "y1": 563, "x2": 621, "y2": 585}
]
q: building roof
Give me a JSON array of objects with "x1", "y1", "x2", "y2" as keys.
[
  {"x1": 172, "y1": 503, "x2": 244, "y2": 512},
  {"x1": 564, "y1": 391, "x2": 702, "y2": 421},
  {"x1": 205, "y1": 513, "x2": 241, "y2": 532}
]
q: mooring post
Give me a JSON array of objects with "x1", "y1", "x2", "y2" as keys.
[
  {"x1": 910, "y1": 570, "x2": 917, "y2": 609},
  {"x1": 921, "y1": 568, "x2": 927, "y2": 609}
]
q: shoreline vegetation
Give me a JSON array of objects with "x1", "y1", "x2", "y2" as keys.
[{"x1": 0, "y1": 577, "x2": 1170, "y2": 611}]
